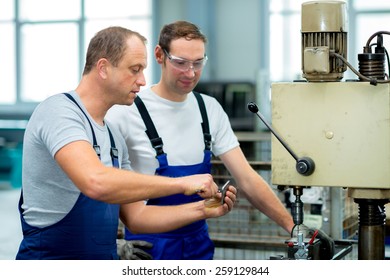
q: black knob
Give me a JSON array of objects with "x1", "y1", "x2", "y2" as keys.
[
  {"x1": 247, "y1": 102, "x2": 259, "y2": 113},
  {"x1": 296, "y1": 157, "x2": 315, "y2": 176}
]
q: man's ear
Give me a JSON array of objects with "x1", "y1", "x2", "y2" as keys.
[
  {"x1": 155, "y1": 45, "x2": 164, "y2": 65},
  {"x1": 97, "y1": 58, "x2": 109, "y2": 79}
]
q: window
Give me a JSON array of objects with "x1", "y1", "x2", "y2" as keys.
[
  {"x1": 269, "y1": 0, "x2": 305, "y2": 82},
  {"x1": 0, "y1": 0, "x2": 16, "y2": 104},
  {"x1": 0, "y1": 0, "x2": 152, "y2": 107}
]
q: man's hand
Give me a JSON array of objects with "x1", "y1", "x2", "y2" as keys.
[
  {"x1": 204, "y1": 185, "x2": 237, "y2": 217},
  {"x1": 117, "y1": 239, "x2": 153, "y2": 260},
  {"x1": 182, "y1": 174, "x2": 218, "y2": 198}
]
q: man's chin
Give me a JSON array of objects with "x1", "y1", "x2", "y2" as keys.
[{"x1": 126, "y1": 95, "x2": 137, "y2": 105}]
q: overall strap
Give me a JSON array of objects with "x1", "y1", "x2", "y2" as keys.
[
  {"x1": 107, "y1": 126, "x2": 119, "y2": 168},
  {"x1": 193, "y1": 91, "x2": 212, "y2": 151},
  {"x1": 63, "y1": 93, "x2": 119, "y2": 168},
  {"x1": 134, "y1": 96, "x2": 165, "y2": 156},
  {"x1": 134, "y1": 93, "x2": 211, "y2": 156}
]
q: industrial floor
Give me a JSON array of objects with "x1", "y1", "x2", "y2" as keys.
[{"x1": 0, "y1": 186, "x2": 22, "y2": 260}]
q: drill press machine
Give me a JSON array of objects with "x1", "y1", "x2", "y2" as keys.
[{"x1": 255, "y1": 1, "x2": 390, "y2": 260}]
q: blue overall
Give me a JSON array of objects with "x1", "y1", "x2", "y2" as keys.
[
  {"x1": 16, "y1": 193, "x2": 119, "y2": 259},
  {"x1": 125, "y1": 93, "x2": 214, "y2": 260},
  {"x1": 16, "y1": 93, "x2": 120, "y2": 260}
]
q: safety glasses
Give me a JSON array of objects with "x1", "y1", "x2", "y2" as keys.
[{"x1": 163, "y1": 48, "x2": 208, "y2": 72}]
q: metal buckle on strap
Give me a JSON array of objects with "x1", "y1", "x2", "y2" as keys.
[
  {"x1": 93, "y1": 145, "x2": 101, "y2": 158},
  {"x1": 110, "y1": 147, "x2": 118, "y2": 158},
  {"x1": 204, "y1": 133, "x2": 212, "y2": 150},
  {"x1": 110, "y1": 148, "x2": 119, "y2": 168},
  {"x1": 151, "y1": 137, "x2": 165, "y2": 156}
]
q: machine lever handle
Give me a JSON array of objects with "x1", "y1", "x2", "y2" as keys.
[{"x1": 247, "y1": 102, "x2": 315, "y2": 176}]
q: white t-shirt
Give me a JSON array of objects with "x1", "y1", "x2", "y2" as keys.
[{"x1": 106, "y1": 87, "x2": 239, "y2": 175}]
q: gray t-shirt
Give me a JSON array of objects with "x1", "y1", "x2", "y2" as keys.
[{"x1": 21, "y1": 91, "x2": 131, "y2": 228}]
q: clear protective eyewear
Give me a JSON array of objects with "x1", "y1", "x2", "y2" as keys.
[{"x1": 163, "y1": 48, "x2": 208, "y2": 72}]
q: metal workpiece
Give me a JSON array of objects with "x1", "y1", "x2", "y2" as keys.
[
  {"x1": 294, "y1": 233, "x2": 308, "y2": 260},
  {"x1": 286, "y1": 230, "x2": 321, "y2": 260},
  {"x1": 218, "y1": 180, "x2": 230, "y2": 205}
]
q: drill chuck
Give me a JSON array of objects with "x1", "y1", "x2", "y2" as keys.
[{"x1": 292, "y1": 200, "x2": 304, "y2": 225}]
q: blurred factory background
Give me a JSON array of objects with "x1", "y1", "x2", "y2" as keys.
[{"x1": 1, "y1": 0, "x2": 390, "y2": 260}]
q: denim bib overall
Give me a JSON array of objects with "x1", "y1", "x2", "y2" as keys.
[
  {"x1": 125, "y1": 93, "x2": 214, "y2": 259},
  {"x1": 16, "y1": 93, "x2": 120, "y2": 259}
]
